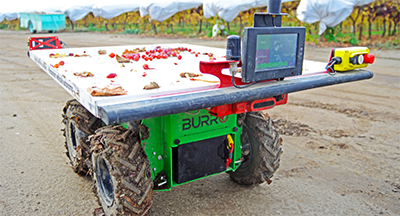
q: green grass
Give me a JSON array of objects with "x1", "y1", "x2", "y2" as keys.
[
  {"x1": 371, "y1": 37, "x2": 400, "y2": 49},
  {"x1": 88, "y1": 26, "x2": 106, "y2": 32},
  {"x1": 123, "y1": 28, "x2": 140, "y2": 34},
  {"x1": 72, "y1": 27, "x2": 89, "y2": 32}
]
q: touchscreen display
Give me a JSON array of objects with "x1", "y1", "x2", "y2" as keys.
[{"x1": 255, "y1": 34, "x2": 297, "y2": 71}]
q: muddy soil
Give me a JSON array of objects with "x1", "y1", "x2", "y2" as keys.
[{"x1": 0, "y1": 30, "x2": 399, "y2": 215}]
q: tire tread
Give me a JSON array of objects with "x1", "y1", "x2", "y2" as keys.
[
  {"x1": 228, "y1": 112, "x2": 283, "y2": 185},
  {"x1": 63, "y1": 99, "x2": 100, "y2": 174},
  {"x1": 90, "y1": 125, "x2": 153, "y2": 216}
]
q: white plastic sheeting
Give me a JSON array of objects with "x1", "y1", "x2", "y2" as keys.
[
  {"x1": 1, "y1": 0, "x2": 376, "y2": 29},
  {"x1": 203, "y1": 0, "x2": 292, "y2": 22},
  {"x1": 140, "y1": 0, "x2": 203, "y2": 22},
  {"x1": 0, "y1": 0, "x2": 202, "y2": 23},
  {"x1": 0, "y1": 1, "x2": 52, "y2": 22},
  {"x1": 0, "y1": 0, "x2": 110, "y2": 22},
  {"x1": 61, "y1": 1, "x2": 105, "y2": 22},
  {"x1": 296, "y1": 0, "x2": 375, "y2": 35},
  {"x1": 92, "y1": 1, "x2": 141, "y2": 20}
]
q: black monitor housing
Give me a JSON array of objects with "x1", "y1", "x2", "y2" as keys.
[{"x1": 240, "y1": 2, "x2": 306, "y2": 83}]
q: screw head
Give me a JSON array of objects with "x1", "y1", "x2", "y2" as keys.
[
  {"x1": 158, "y1": 155, "x2": 162, "y2": 160},
  {"x1": 233, "y1": 127, "x2": 238, "y2": 132},
  {"x1": 174, "y1": 139, "x2": 180, "y2": 144}
]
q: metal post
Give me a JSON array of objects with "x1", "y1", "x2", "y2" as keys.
[{"x1": 267, "y1": 0, "x2": 282, "y2": 14}]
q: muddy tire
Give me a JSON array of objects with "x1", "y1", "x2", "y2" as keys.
[
  {"x1": 63, "y1": 99, "x2": 101, "y2": 174},
  {"x1": 90, "y1": 125, "x2": 153, "y2": 216},
  {"x1": 228, "y1": 112, "x2": 282, "y2": 185}
]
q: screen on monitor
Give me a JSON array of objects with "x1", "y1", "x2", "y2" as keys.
[
  {"x1": 255, "y1": 34, "x2": 297, "y2": 71},
  {"x1": 241, "y1": 27, "x2": 305, "y2": 83}
]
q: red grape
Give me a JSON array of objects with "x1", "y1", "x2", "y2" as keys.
[{"x1": 107, "y1": 73, "x2": 117, "y2": 78}]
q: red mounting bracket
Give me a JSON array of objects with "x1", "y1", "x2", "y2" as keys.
[
  {"x1": 200, "y1": 60, "x2": 288, "y2": 116},
  {"x1": 28, "y1": 36, "x2": 62, "y2": 51},
  {"x1": 199, "y1": 60, "x2": 273, "y2": 88},
  {"x1": 200, "y1": 60, "x2": 247, "y2": 88},
  {"x1": 206, "y1": 94, "x2": 288, "y2": 117}
]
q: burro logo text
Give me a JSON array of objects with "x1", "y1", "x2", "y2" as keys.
[{"x1": 182, "y1": 115, "x2": 228, "y2": 130}]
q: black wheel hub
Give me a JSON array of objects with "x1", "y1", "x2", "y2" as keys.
[
  {"x1": 96, "y1": 155, "x2": 114, "y2": 207},
  {"x1": 66, "y1": 121, "x2": 79, "y2": 161},
  {"x1": 240, "y1": 125, "x2": 253, "y2": 166},
  {"x1": 69, "y1": 122, "x2": 78, "y2": 150}
]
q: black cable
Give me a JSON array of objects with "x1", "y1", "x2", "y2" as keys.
[
  {"x1": 231, "y1": 74, "x2": 259, "y2": 88},
  {"x1": 325, "y1": 59, "x2": 336, "y2": 75},
  {"x1": 325, "y1": 57, "x2": 342, "y2": 76}
]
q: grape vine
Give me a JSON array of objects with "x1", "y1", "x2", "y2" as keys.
[{"x1": 1, "y1": 1, "x2": 398, "y2": 47}]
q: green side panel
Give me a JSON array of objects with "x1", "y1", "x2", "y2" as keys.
[
  {"x1": 165, "y1": 109, "x2": 235, "y2": 147},
  {"x1": 142, "y1": 109, "x2": 243, "y2": 191},
  {"x1": 141, "y1": 116, "x2": 165, "y2": 180}
]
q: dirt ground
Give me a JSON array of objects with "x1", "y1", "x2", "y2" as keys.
[{"x1": 0, "y1": 30, "x2": 399, "y2": 215}]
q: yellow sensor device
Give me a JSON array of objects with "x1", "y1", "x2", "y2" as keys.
[{"x1": 326, "y1": 47, "x2": 375, "y2": 74}]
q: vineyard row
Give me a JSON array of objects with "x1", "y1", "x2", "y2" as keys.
[{"x1": 1, "y1": 1, "x2": 399, "y2": 40}]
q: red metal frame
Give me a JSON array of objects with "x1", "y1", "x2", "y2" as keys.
[
  {"x1": 199, "y1": 60, "x2": 243, "y2": 88},
  {"x1": 200, "y1": 60, "x2": 289, "y2": 117},
  {"x1": 199, "y1": 60, "x2": 275, "y2": 88},
  {"x1": 28, "y1": 36, "x2": 62, "y2": 51},
  {"x1": 206, "y1": 94, "x2": 288, "y2": 117}
]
